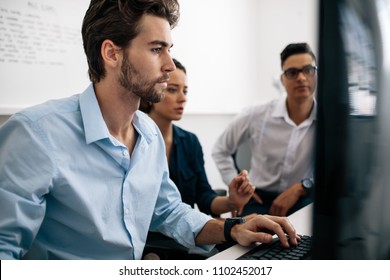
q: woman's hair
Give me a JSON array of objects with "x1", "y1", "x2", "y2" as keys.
[
  {"x1": 82, "y1": 0, "x2": 180, "y2": 83},
  {"x1": 172, "y1": 57, "x2": 186, "y2": 74},
  {"x1": 139, "y1": 58, "x2": 185, "y2": 113}
]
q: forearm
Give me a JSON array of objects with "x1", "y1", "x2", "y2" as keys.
[
  {"x1": 291, "y1": 182, "x2": 308, "y2": 198},
  {"x1": 210, "y1": 196, "x2": 236, "y2": 216},
  {"x1": 195, "y1": 219, "x2": 226, "y2": 245}
]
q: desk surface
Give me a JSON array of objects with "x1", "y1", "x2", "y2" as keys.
[{"x1": 208, "y1": 203, "x2": 313, "y2": 260}]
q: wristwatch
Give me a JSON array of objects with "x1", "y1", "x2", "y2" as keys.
[
  {"x1": 301, "y1": 178, "x2": 314, "y2": 195},
  {"x1": 224, "y1": 217, "x2": 245, "y2": 243}
]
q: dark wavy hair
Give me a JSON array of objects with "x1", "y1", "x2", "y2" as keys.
[
  {"x1": 280, "y1": 43, "x2": 316, "y2": 68},
  {"x1": 139, "y1": 58, "x2": 185, "y2": 113},
  {"x1": 82, "y1": 0, "x2": 180, "y2": 83}
]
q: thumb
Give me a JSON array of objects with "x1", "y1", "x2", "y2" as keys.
[
  {"x1": 237, "y1": 206, "x2": 244, "y2": 216},
  {"x1": 239, "y1": 169, "x2": 249, "y2": 177}
]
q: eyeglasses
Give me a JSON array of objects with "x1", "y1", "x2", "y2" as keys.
[{"x1": 283, "y1": 65, "x2": 317, "y2": 80}]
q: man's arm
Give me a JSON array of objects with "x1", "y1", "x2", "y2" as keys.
[
  {"x1": 195, "y1": 215, "x2": 299, "y2": 248},
  {"x1": 0, "y1": 115, "x2": 51, "y2": 259},
  {"x1": 211, "y1": 112, "x2": 252, "y2": 185},
  {"x1": 269, "y1": 182, "x2": 308, "y2": 216}
]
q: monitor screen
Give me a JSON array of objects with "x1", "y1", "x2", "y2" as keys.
[{"x1": 312, "y1": 0, "x2": 390, "y2": 259}]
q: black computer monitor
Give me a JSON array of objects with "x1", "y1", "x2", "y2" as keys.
[{"x1": 312, "y1": 0, "x2": 390, "y2": 259}]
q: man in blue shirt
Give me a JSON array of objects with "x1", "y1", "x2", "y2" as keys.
[{"x1": 0, "y1": 0, "x2": 299, "y2": 260}]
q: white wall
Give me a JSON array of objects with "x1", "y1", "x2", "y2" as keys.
[{"x1": 170, "y1": 0, "x2": 319, "y2": 114}]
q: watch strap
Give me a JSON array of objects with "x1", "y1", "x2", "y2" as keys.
[{"x1": 224, "y1": 217, "x2": 245, "y2": 243}]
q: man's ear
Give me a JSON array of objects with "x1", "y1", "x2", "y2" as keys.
[
  {"x1": 280, "y1": 74, "x2": 285, "y2": 87},
  {"x1": 101, "y1": 39, "x2": 121, "y2": 67}
]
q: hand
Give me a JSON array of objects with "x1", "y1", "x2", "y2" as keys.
[
  {"x1": 230, "y1": 215, "x2": 299, "y2": 248},
  {"x1": 228, "y1": 170, "x2": 255, "y2": 215},
  {"x1": 269, "y1": 183, "x2": 305, "y2": 216},
  {"x1": 243, "y1": 213, "x2": 258, "y2": 221}
]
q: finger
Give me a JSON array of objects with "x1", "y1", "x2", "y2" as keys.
[
  {"x1": 268, "y1": 223, "x2": 290, "y2": 248},
  {"x1": 264, "y1": 215, "x2": 298, "y2": 247},
  {"x1": 244, "y1": 184, "x2": 255, "y2": 195},
  {"x1": 234, "y1": 172, "x2": 249, "y2": 186},
  {"x1": 238, "y1": 181, "x2": 253, "y2": 194},
  {"x1": 269, "y1": 207, "x2": 279, "y2": 216},
  {"x1": 269, "y1": 204, "x2": 281, "y2": 216},
  {"x1": 249, "y1": 184, "x2": 256, "y2": 195},
  {"x1": 253, "y1": 217, "x2": 289, "y2": 247},
  {"x1": 280, "y1": 208, "x2": 288, "y2": 217},
  {"x1": 252, "y1": 193, "x2": 263, "y2": 204},
  {"x1": 251, "y1": 231, "x2": 274, "y2": 245}
]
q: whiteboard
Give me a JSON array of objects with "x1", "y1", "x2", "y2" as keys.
[
  {"x1": 0, "y1": 0, "x2": 90, "y2": 114},
  {"x1": 0, "y1": 0, "x2": 318, "y2": 115}
]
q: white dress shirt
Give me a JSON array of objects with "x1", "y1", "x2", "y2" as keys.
[{"x1": 212, "y1": 96, "x2": 316, "y2": 193}]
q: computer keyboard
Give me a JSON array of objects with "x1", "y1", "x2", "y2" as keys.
[{"x1": 237, "y1": 235, "x2": 312, "y2": 260}]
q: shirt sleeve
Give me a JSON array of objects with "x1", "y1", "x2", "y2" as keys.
[
  {"x1": 211, "y1": 109, "x2": 252, "y2": 185},
  {"x1": 149, "y1": 167, "x2": 215, "y2": 254},
  {"x1": 0, "y1": 114, "x2": 54, "y2": 259}
]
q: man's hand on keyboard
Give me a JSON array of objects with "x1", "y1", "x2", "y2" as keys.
[{"x1": 230, "y1": 215, "x2": 299, "y2": 248}]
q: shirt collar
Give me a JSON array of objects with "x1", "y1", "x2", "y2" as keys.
[
  {"x1": 79, "y1": 84, "x2": 156, "y2": 145},
  {"x1": 173, "y1": 124, "x2": 185, "y2": 137},
  {"x1": 171, "y1": 124, "x2": 185, "y2": 146},
  {"x1": 272, "y1": 96, "x2": 289, "y2": 118},
  {"x1": 132, "y1": 111, "x2": 156, "y2": 145},
  {"x1": 272, "y1": 95, "x2": 317, "y2": 123},
  {"x1": 80, "y1": 84, "x2": 110, "y2": 144}
]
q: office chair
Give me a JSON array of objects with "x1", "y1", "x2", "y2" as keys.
[{"x1": 142, "y1": 231, "x2": 220, "y2": 260}]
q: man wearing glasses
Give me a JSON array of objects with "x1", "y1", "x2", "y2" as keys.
[{"x1": 212, "y1": 43, "x2": 317, "y2": 217}]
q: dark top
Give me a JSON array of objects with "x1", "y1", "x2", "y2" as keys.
[{"x1": 169, "y1": 125, "x2": 218, "y2": 215}]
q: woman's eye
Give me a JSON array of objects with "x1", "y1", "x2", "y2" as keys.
[{"x1": 166, "y1": 88, "x2": 177, "y2": 93}]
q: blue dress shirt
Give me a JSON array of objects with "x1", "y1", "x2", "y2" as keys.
[
  {"x1": 169, "y1": 125, "x2": 218, "y2": 215},
  {"x1": 0, "y1": 84, "x2": 213, "y2": 260}
]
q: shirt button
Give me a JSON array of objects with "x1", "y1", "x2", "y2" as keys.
[
  {"x1": 122, "y1": 150, "x2": 129, "y2": 157},
  {"x1": 124, "y1": 208, "x2": 129, "y2": 215}
]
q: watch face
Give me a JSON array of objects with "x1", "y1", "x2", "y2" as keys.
[{"x1": 302, "y1": 178, "x2": 313, "y2": 189}]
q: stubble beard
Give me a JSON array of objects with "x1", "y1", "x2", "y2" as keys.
[{"x1": 119, "y1": 54, "x2": 168, "y2": 104}]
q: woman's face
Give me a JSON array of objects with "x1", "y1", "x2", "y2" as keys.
[{"x1": 150, "y1": 67, "x2": 188, "y2": 121}]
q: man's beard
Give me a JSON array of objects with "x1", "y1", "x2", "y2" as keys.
[{"x1": 119, "y1": 54, "x2": 169, "y2": 103}]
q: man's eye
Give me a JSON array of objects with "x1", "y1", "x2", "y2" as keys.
[
  {"x1": 152, "y1": 48, "x2": 162, "y2": 54},
  {"x1": 287, "y1": 69, "x2": 298, "y2": 76}
]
